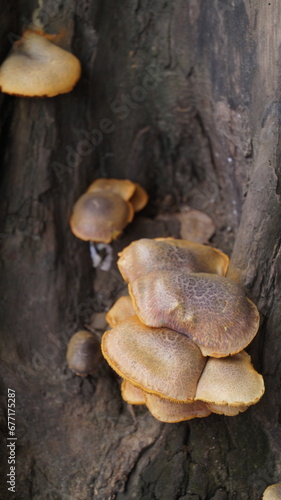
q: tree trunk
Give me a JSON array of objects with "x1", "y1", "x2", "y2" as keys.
[{"x1": 1, "y1": 1, "x2": 281, "y2": 499}]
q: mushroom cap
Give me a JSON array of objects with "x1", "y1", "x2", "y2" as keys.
[
  {"x1": 106, "y1": 295, "x2": 136, "y2": 328},
  {"x1": 195, "y1": 351, "x2": 265, "y2": 407},
  {"x1": 70, "y1": 191, "x2": 134, "y2": 243},
  {"x1": 0, "y1": 30, "x2": 81, "y2": 97},
  {"x1": 66, "y1": 330, "x2": 102, "y2": 376},
  {"x1": 101, "y1": 315, "x2": 206, "y2": 402},
  {"x1": 118, "y1": 238, "x2": 229, "y2": 282},
  {"x1": 129, "y1": 271, "x2": 260, "y2": 357},
  {"x1": 129, "y1": 183, "x2": 149, "y2": 212},
  {"x1": 144, "y1": 393, "x2": 211, "y2": 423},
  {"x1": 121, "y1": 379, "x2": 146, "y2": 405},
  {"x1": 205, "y1": 402, "x2": 248, "y2": 416},
  {"x1": 87, "y1": 178, "x2": 136, "y2": 202},
  {"x1": 263, "y1": 483, "x2": 281, "y2": 500}
]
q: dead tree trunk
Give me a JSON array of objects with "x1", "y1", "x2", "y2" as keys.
[{"x1": 1, "y1": 1, "x2": 281, "y2": 499}]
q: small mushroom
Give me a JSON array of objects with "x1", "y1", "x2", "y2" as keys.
[
  {"x1": 144, "y1": 393, "x2": 211, "y2": 423},
  {"x1": 195, "y1": 351, "x2": 265, "y2": 412},
  {"x1": 129, "y1": 270, "x2": 260, "y2": 357},
  {"x1": 70, "y1": 191, "x2": 134, "y2": 243},
  {"x1": 101, "y1": 315, "x2": 206, "y2": 402},
  {"x1": 121, "y1": 380, "x2": 146, "y2": 405},
  {"x1": 66, "y1": 330, "x2": 102, "y2": 376},
  {"x1": 106, "y1": 296, "x2": 136, "y2": 328},
  {"x1": 263, "y1": 483, "x2": 281, "y2": 500},
  {"x1": 118, "y1": 238, "x2": 229, "y2": 282},
  {"x1": 0, "y1": 30, "x2": 81, "y2": 97}
]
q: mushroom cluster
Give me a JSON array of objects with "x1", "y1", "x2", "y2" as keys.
[
  {"x1": 70, "y1": 178, "x2": 148, "y2": 243},
  {"x1": 0, "y1": 30, "x2": 81, "y2": 97},
  {"x1": 101, "y1": 238, "x2": 265, "y2": 423}
]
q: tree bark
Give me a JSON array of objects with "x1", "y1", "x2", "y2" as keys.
[{"x1": 0, "y1": 1, "x2": 281, "y2": 499}]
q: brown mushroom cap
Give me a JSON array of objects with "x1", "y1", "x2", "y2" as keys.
[
  {"x1": 106, "y1": 296, "x2": 136, "y2": 328},
  {"x1": 195, "y1": 351, "x2": 265, "y2": 407},
  {"x1": 101, "y1": 315, "x2": 206, "y2": 402},
  {"x1": 66, "y1": 330, "x2": 102, "y2": 376},
  {"x1": 144, "y1": 393, "x2": 211, "y2": 423},
  {"x1": 87, "y1": 178, "x2": 136, "y2": 201},
  {"x1": 0, "y1": 30, "x2": 81, "y2": 97},
  {"x1": 118, "y1": 238, "x2": 229, "y2": 283},
  {"x1": 263, "y1": 483, "x2": 281, "y2": 500},
  {"x1": 129, "y1": 271, "x2": 260, "y2": 357},
  {"x1": 121, "y1": 379, "x2": 146, "y2": 405},
  {"x1": 70, "y1": 191, "x2": 134, "y2": 243}
]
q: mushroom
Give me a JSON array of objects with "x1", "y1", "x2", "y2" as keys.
[
  {"x1": 195, "y1": 351, "x2": 265, "y2": 413},
  {"x1": 118, "y1": 238, "x2": 229, "y2": 282},
  {"x1": 144, "y1": 393, "x2": 211, "y2": 423},
  {"x1": 128, "y1": 270, "x2": 260, "y2": 357},
  {"x1": 0, "y1": 30, "x2": 81, "y2": 97},
  {"x1": 101, "y1": 315, "x2": 206, "y2": 402},
  {"x1": 87, "y1": 178, "x2": 149, "y2": 212},
  {"x1": 70, "y1": 191, "x2": 134, "y2": 243},
  {"x1": 66, "y1": 330, "x2": 102, "y2": 376},
  {"x1": 106, "y1": 295, "x2": 135, "y2": 328},
  {"x1": 121, "y1": 380, "x2": 146, "y2": 405},
  {"x1": 263, "y1": 483, "x2": 281, "y2": 500}
]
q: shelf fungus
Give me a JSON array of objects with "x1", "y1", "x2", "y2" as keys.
[
  {"x1": 66, "y1": 330, "x2": 102, "y2": 376},
  {"x1": 101, "y1": 237, "x2": 264, "y2": 423},
  {"x1": 70, "y1": 179, "x2": 148, "y2": 244},
  {"x1": 0, "y1": 30, "x2": 81, "y2": 97}
]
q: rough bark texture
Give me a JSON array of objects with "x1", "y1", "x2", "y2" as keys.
[{"x1": 0, "y1": 1, "x2": 281, "y2": 499}]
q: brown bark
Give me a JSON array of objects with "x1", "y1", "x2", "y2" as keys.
[{"x1": 0, "y1": 1, "x2": 281, "y2": 499}]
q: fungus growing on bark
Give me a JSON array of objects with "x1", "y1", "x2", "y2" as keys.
[
  {"x1": 0, "y1": 30, "x2": 81, "y2": 97},
  {"x1": 101, "y1": 315, "x2": 206, "y2": 402},
  {"x1": 117, "y1": 237, "x2": 229, "y2": 282},
  {"x1": 87, "y1": 178, "x2": 149, "y2": 212},
  {"x1": 70, "y1": 191, "x2": 134, "y2": 243},
  {"x1": 129, "y1": 270, "x2": 260, "y2": 357},
  {"x1": 195, "y1": 351, "x2": 265, "y2": 413},
  {"x1": 66, "y1": 330, "x2": 102, "y2": 376},
  {"x1": 106, "y1": 296, "x2": 135, "y2": 328}
]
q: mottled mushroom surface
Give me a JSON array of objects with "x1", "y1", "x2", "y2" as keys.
[
  {"x1": 129, "y1": 271, "x2": 260, "y2": 357},
  {"x1": 263, "y1": 483, "x2": 281, "y2": 500},
  {"x1": 0, "y1": 30, "x2": 81, "y2": 97},
  {"x1": 118, "y1": 238, "x2": 229, "y2": 282},
  {"x1": 66, "y1": 330, "x2": 101, "y2": 376},
  {"x1": 106, "y1": 296, "x2": 136, "y2": 328},
  {"x1": 144, "y1": 393, "x2": 211, "y2": 423},
  {"x1": 102, "y1": 315, "x2": 206, "y2": 402},
  {"x1": 195, "y1": 351, "x2": 265, "y2": 407}
]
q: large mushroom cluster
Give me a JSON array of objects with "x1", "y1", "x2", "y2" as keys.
[
  {"x1": 101, "y1": 238, "x2": 265, "y2": 423},
  {"x1": 70, "y1": 178, "x2": 148, "y2": 244}
]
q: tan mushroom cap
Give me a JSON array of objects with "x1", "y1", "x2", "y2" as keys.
[
  {"x1": 205, "y1": 402, "x2": 248, "y2": 416},
  {"x1": 144, "y1": 393, "x2": 211, "y2": 423},
  {"x1": 118, "y1": 238, "x2": 229, "y2": 283},
  {"x1": 66, "y1": 330, "x2": 102, "y2": 376},
  {"x1": 195, "y1": 351, "x2": 265, "y2": 407},
  {"x1": 87, "y1": 178, "x2": 136, "y2": 202},
  {"x1": 129, "y1": 183, "x2": 149, "y2": 212},
  {"x1": 0, "y1": 30, "x2": 81, "y2": 97},
  {"x1": 101, "y1": 315, "x2": 206, "y2": 402},
  {"x1": 121, "y1": 380, "x2": 146, "y2": 405},
  {"x1": 70, "y1": 191, "x2": 134, "y2": 243},
  {"x1": 106, "y1": 295, "x2": 136, "y2": 328},
  {"x1": 263, "y1": 483, "x2": 281, "y2": 500},
  {"x1": 129, "y1": 271, "x2": 260, "y2": 357}
]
